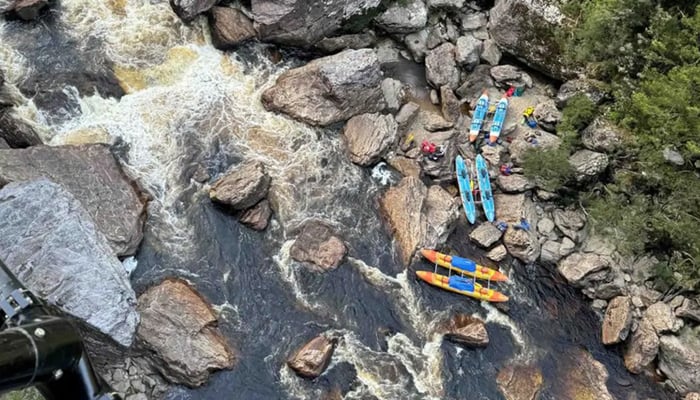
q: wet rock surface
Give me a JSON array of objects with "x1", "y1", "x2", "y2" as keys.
[
  {"x1": 287, "y1": 334, "x2": 336, "y2": 379},
  {"x1": 209, "y1": 160, "x2": 271, "y2": 210},
  {"x1": 0, "y1": 179, "x2": 139, "y2": 346},
  {"x1": 209, "y1": 7, "x2": 257, "y2": 50},
  {"x1": 0, "y1": 144, "x2": 146, "y2": 257},
  {"x1": 170, "y1": 0, "x2": 217, "y2": 22},
  {"x1": 439, "y1": 315, "x2": 489, "y2": 347},
  {"x1": 497, "y1": 364, "x2": 543, "y2": 400},
  {"x1": 239, "y1": 199, "x2": 273, "y2": 231},
  {"x1": 290, "y1": 221, "x2": 347, "y2": 271},
  {"x1": 137, "y1": 279, "x2": 235, "y2": 387}
]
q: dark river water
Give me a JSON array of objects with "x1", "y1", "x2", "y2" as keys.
[{"x1": 0, "y1": 1, "x2": 676, "y2": 399}]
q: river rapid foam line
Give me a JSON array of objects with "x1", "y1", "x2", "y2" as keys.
[{"x1": 0, "y1": 1, "x2": 676, "y2": 399}]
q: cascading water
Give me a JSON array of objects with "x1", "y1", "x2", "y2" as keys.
[{"x1": 0, "y1": 1, "x2": 676, "y2": 399}]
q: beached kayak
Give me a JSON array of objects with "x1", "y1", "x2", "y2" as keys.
[
  {"x1": 420, "y1": 249, "x2": 508, "y2": 282},
  {"x1": 469, "y1": 91, "x2": 489, "y2": 143},
  {"x1": 489, "y1": 96, "x2": 508, "y2": 143},
  {"x1": 475, "y1": 154, "x2": 495, "y2": 222},
  {"x1": 416, "y1": 271, "x2": 509, "y2": 302},
  {"x1": 455, "y1": 155, "x2": 477, "y2": 224}
]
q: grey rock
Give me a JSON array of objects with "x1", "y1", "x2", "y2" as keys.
[
  {"x1": 537, "y1": 217, "x2": 555, "y2": 235},
  {"x1": 343, "y1": 113, "x2": 398, "y2": 166},
  {"x1": 405, "y1": 29, "x2": 429, "y2": 62},
  {"x1": 569, "y1": 150, "x2": 609, "y2": 182},
  {"x1": 535, "y1": 189, "x2": 558, "y2": 201},
  {"x1": 261, "y1": 49, "x2": 384, "y2": 126},
  {"x1": 456, "y1": 64, "x2": 494, "y2": 100},
  {"x1": 395, "y1": 102, "x2": 421, "y2": 129},
  {"x1": 497, "y1": 174, "x2": 534, "y2": 193},
  {"x1": 423, "y1": 112, "x2": 454, "y2": 131},
  {"x1": 455, "y1": 35, "x2": 483, "y2": 70},
  {"x1": 287, "y1": 334, "x2": 335, "y2": 379},
  {"x1": 440, "y1": 86, "x2": 461, "y2": 123},
  {"x1": 490, "y1": 65, "x2": 533, "y2": 88},
  {"x1": 0, "y1": 145, "x2": 146, "y2": 257},
  {"x1": 138, "y1": 279, "x2": 235, "y2": 386},
  {"x1": 252, "y1": 0, "x2": 381, "y2": 46},
  {"x1": 559, "y1": 237, "x2": 576, "y2": 257},
  {"x1": 469, "y1": 222, "x2": 504, "y2": 248},
  {"x1": 423, "y1": 185, "x2": 460, "y2": 249},
  {"x1": 556, "y1": 79, "x2": 609, "y2": 108},
  {"x1": 126, "y1": 395, "x2": 148, "y2": 400},
  {"x1": 658, "y1": 329, "x2": 700, "y2": 393},
  {"x1": 170, "y1": 0, "x2": 217, "y2": 22},
  {"x1": 4, "y1": 0, "x2": 49, "y2": 20},
  {"x1": 582, "y1": 235, "x2": 616, "y2": 257},
  {"x1": 558, "y1": 252, "x2": 610, "y2": 286},
  {"x1": 638, "y1": 287, "x2": 662, "y2": 307},
  {"x1": 624, "y1": 317, "x2": 659, "y2": 374},
  {"x1": 602, "y1": 296, "x2": 632, "y2": 345},
  {"x1": 495, "y1": 193, "x2": 540, "y2": 263},
  {"x1": 290, "y1": 221, "x2": 347, "y2": 271},
  {"x1": 440, "y1": 315, "x2": 489, "y2": 347},
  {"x1": 428, "y1": 0, "x2": 464, "y2": 10},
  {"x1": 420, "y1": 130, "x2": 458, "y2": 180},
  {"x1": 685, "y1": 393, "x2": 700, "y2": 400},
  {"x1": 426, "y1": 22, "x2": 449, "y2": 50},
  {"x1": 0, "y1": 179, "x2": 139, "y2": 346},
  {"x1": 552, "y1": 208, "x2": 586, "y2": 243},
  {"x1": 375, "y1": 38, "x2": 403, "y2": 65},
  {"x1": 209, "y1": 7, "x2": 257, "y2": 50},
  {"x1": 429, "y1": 89, "x2": 441, "y2": 105},
  {"x1": 425, "y1": 43, "x2": 460, "y2": 89},
  {"x1": 676, "y1": 298, "x2": 700, "y2": 323},
  {"x1": 508, "y1": 127, "x2": 561, "y2": 165},
  {"x1": 593, "y1": 277, "x2": 626, "y2": 300},
  {"x1": 0, "y1": 108, "x2": 43, "y2": 148},
  {"x1": 460, "y1": 11, "x2": 487, "y2": 31},
  {"x1": 663, "y1": 147, "x2": 685, "y2": 166},
  {"x1": 644, "y1": 302, "x2": 676, "y2": 334},
  {"x1": 0, "y1": 138, "x2": 8, "y2": 149},
  {"x1": 239, "y1": 199, "x2": 272, "y2": 231},
  {"x1": 209, "y1": 160, "x2": 271, "y2": 210},
  {"x1": 481, "y1": 39, "x2": 502, "y2": 66},
  {"x1": 382, "y1": 78, "x2": 407, "y2": 113},
  {"x1": 315, "y1": 32, "x2": 377, "y2": 53},
  {"x1": 496, "y1": 364, "x2": 544, "y2": 400},
  {"x1": 540, "y1": 240, "x2": 561, "y2": 264},
  {"x1": 670, "y1": 295, "x2": 686, "y2": 311},
  {"x1": 581, "y1": 117, "x2": 624, "y2": 153},
  {"x1": 480, "y1": 143, "x2": 507, "y2": 169},
  {"x1": 375, "y1": 0, "x2": 427, "y2": 33},
  {"x1": 592, "y1": 299, "x2": 608, "y2": 310},
  {"x1": 487, "y1": 244, "x2": 508, "y2": 262},
  {"x1": 488, "y1": 0, "x2": 577, "y2": 80},
  {"x1": 533, "y1": 100, "x2": 561, "y2": 132}
]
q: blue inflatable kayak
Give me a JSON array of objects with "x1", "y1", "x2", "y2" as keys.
[
  {"x1": 476, "y1": 154, "x2": 495, "y2": 221},
  {"x1": 455, "y1": 155, "x2": 477, "y2": 224},
  {"x1": 489, "y1": 96, "x2": 508, "y2": 143},
  {"x1": 469, "y1": 91, "x2": 489, "y2": 143}
]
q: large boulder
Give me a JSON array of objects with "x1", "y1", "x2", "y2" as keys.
[
  {"x1": 381, "y1": 78, "x2": 407, "y2": 113},
  {"x1": 490, "y1": 65, "x2": 532, "y2": 88},
  {"x1": 624, "y1": 317, "x2": 659, "y2": 374},
  {"x1": 315, "y1": 32, "x2": 377, "y2": 54},
  {"x1": 343, "y1": 113, "x2": 398, "y2": 166},
  {"x1": 497, "y1": 364, "x2": 543, "y2": 400},
  {"x1": 481, "y1": 39, "x2": 502, "y2": 66},
  {"x1": 439, "y1": 315, "x2": 489, "y2": 347},
  {"x1": 601, "y1": 296, "x2": 632, "y2": 345},
  {"x1": 208, "y1": 7, "x2": 257, "y2": 50},
  {"x1": 569, "y1": 150, "x2": 609, "y2": 183},
  {"x1": 287, "y1": 334, "x2": 336, "y2": 379},
  {"x1": 137, "y1": 279, "x2": 235, "y2": 386},
  {"x1": 677, "y1": 298, "x2": 700, "y2": 323},
  {"x1": 556, "y1": 78, "x2": 609, "y2": 108},
  {"x1": 539, "y1": 240, "x2": 562, "y2": 264},
  {"x1": 488, "y1": 0, "x2": 576, "y2": 80},
  {"x1": 533, "y1": 99, "x2": 561, "y2": 133},
  {"x1": 469, "y1": 222, "x2": 503, "y2": 248},
  {"x1": 380, "y1": 177, "x2": 458, "y2": 266},
  {"x1": 455, "y1": 64, "x2": 494, "y2": 101},
  {"x1": 658, "y1": 329, "x2": 700, "y2": 394},
  {"x1": 170, "y1": 0, "x2": 217, "y2": 22},
  {"x1": 252, "y1": 0, "x2": 381, "y2": 46},
  {"x1": 581, "y1": 117, "x2": 624, "y2": 153},
  {"x1": 497, "y1": 174, "x2": 534, "y2": 193},
  {"x1": 290, "y1": 221, "x2": 347, "y2": 271},
  {"x1": 440, "y1": 86, "x2": 461, "y2": 123},
  {"x1": 645, "y1": 302, "x2": 678, "y2": 334},
  {"x1": 0, "y1": 179, "x2": 138, "y2": 346},
  {"x1": 374, "y1": 0, "x2": 427, "y2": 33},
  {"x1": 261, "y1": 49, "x2": 385, "y2": 126},
  {"x1": 558, "y1": 252, "x2": 610, "y2": 286},
  {"x1": 209, "y1": 160, "x2": 271, "y2": 210},
  {"x1": 425, "y1": 43, "x2": 460, "y2": 89},
  {"x1": 494, "y1": 193, "x2": 540, "y2": 263},
  {"x1": 0, "y1": 145, "x2": 146, "y2": 257},
  {"x1": 552, "y1": 208, "x2": 586, "y2": 243},
  {"x1": 0, "y1": 108, "x2": 44, "y2": 148},
  {"x1": 455, "y1": 35, "x2": 482, "y2": 70}
]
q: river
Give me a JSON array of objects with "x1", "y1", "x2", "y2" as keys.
[{"x1": 0, "y1": 1, "x2": 675, "y2": 399}]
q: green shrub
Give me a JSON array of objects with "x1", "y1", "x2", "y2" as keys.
[{"x1": 522, "y1": 146, "x2": 575, "y2": 192}]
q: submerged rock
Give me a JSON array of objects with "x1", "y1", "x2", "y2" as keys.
[
  {"x1": 624, "y1": 317, "x2": 659, "y2": 374},
  {"x1": 315, "y1": 32, "x2": 377, "y2": 53},
  {"x1": 137, "y1": 279, "x2": 235, "y2": 386},
  {"x1": 0, "y1": 144, "x2": 146, "y2": 257},
  {"x1": 374, "y1": 0, "x2": 427, "y2": 33},
  {"x1": 395, "y1": 102, "x2": 421, "y2": 130},
  {"x1": 252, "y1": 0, "x2": 381, "y2": 46},
  {"x1": 560, "y1": 349, "x2": 613, "y2": 400},
  {"x1": 497, "y1": 364, "x2": 543, "y2": 400},
  {"x1": 208, "y1": 7, "x2": 257, "y2": 50},
  {"x1": 170, "y1": 0, "x2": 217, "y2": 22},
  {"x1": 658, "y1": 329, "x2": 700, "y2": 394},
  {"x1": 0, "y1": 179, "x2": 139, "y2": 346},
  {"x1": 239, "y1": 199, "x2": 273, "y2": 231},
  {"x1": 287, "y1": 334, "x2": 336, "y2": 379},
  {"x1": 440, "y1": 315, "x2": 489, "y2": 347},
  {"x1": 209, "y1": 160, "x2": 271, "y2": 210},
  {"x1": 343, "y1": 113, "x2": 398, "y2": 166},
  {"x1": 602, "y1": 296, "x2": 632, "y2": 345},
  {"x1": 425, "y1": 43, "x2": 460, "y2": 89},
  {"x1": 261, "y1": 49, "x2": 384, "y2": 126},
  {"x1": 290, "y1": 221, "x2": 347, "y2": 271}
]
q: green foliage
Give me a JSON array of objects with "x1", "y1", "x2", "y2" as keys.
[
  {"x1": 522, "y1": 146, "x2": 575, "y2": 192},
  {"x1": 558, "y1": 94, "x2": 598, "y2": 140},
  {"x1": 0, "y1": 389, "x2": 44, "y2": 400}
]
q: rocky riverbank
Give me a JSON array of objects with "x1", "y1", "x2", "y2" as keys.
[{"x1": 0, "y1": 0, "x2": 697, "y2": 399}]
